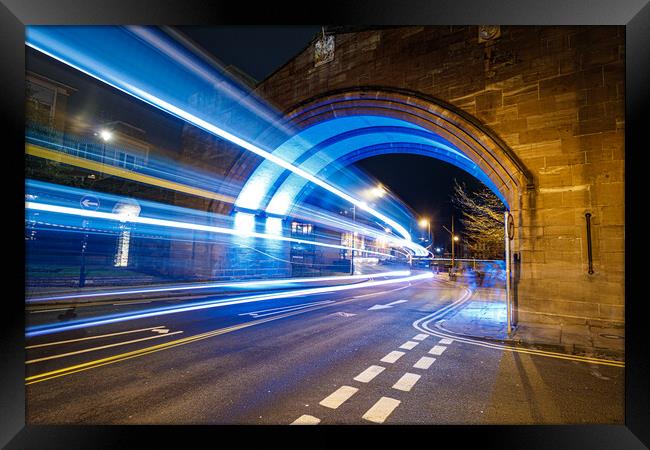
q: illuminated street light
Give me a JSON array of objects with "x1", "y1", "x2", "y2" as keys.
[
  {"x1": 369, "y1": 185, "x2": 386, "y2": 198},
  {"x1": 418, "y1": 218, "x2": 433, "y2": 254},
  {"x1": 453, "y1": 235, "x2": 459, "y2": 242},
  {"x1": 99, "y1": 129, "x2": 113, "y2": 142},
  {"x1": 95, "y1": 128, "x2": 113, "y2": 165}
]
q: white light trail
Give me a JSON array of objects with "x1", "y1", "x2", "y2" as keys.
[
  {"x1": 26, "y1": 272, "x2": 434, "y2": 337},
  {"x1": 26, "y1": 37, "x2": 426, "y2": 254},
  {"x1": 25, "y1": 201, "x2": 395, "y2": 258},
  {"x1": 27, "y1": 271, "x2": 411, "y2": 303}
]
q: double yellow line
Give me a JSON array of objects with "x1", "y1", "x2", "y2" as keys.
[
  {"x1": 26, "y1": 297, "x2": 347, "y2": 385},
  {"x1": 26, "y1": 143, "x2": 235, "y2": 204}
]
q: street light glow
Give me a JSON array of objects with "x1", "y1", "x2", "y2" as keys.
[
  {"x1": 453, "y1": 235, "x2": 459, "y2": 241},
  {"x1": 369, "y1": 185, "x2": 386, "y2": 198},
  {"x1": 99, "y1": 129, "x2": 113, "y2": 142},
  {"x1": 419, "y1": 218, "x2": 429, "y2": 228}
]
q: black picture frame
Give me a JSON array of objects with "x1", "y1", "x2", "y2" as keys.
[{"x1": 1, "y1": 1, "x2": 648, "y2": 448}]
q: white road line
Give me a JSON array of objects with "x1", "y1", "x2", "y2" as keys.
[
  {"x1": 362, "y1": 397, "x2": 401, "y2": 423},
  {"x1": 25, "y1": 326, "x2": 167, "y2": 349},
  {"x1": 439, "y1": 338, "x2": 454, "y2": 345},
  {"x1": 25, "y1": 331, "x2": 183, "y2": 364},
  {"x1": 399, "y1": 340, "x2": 419, "y2": 350},
  {"x1": 29, "y1": 307, "x2": 75, "y2": 314},
  {"x1": 291, "y1": 414, "x2": 321, "y2": 425},
  {"x1": 380, "y1": 350, "x2": 405, "y2": 364},
  {"x1": 428, "y1": 345, "x2": 447, "y2": 355},
  {"x1": 412, "y1": 334, "x2": 429, "y2": 341},
  {"x1": 238, "y1": 300, "x2": 333, "y2": 316},
  {"x1": 413, "y1": 356, "x2": 436, "y2": 370},
  {"x1": 319, "y1": 386, "x2": 359, "y2": 409},
  {"x1": 392, "y1": 372, "x2": 421, "y2": 392},
  {"x1": 354, "y1": 365, "x2": 386, "y2": 383},
  {"x1": 112, "y1": 300, "x2": 152, "y2": 306}
]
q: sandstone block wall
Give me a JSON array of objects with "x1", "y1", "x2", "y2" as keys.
[{"x1": 253, "y1": 26, "x2": 625, "y2": 325}]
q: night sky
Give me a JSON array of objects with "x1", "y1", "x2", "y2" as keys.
[
  {"x1": 27, "y1": 26, "x2": 495, "y2": 246},
  {"x1": 354, "y1": 154, "x2": 487, "y2": 245},
  {"x1": 177, "y1": 26, "x2": 322, "y2": 82}
]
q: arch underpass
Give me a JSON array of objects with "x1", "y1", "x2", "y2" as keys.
[{"x1": 236, "y1": 90, "x2": 532, "y2": 222}]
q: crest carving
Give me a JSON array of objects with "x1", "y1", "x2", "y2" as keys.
[{"x1": 314, "y1": 34, "x2": 335, "y2": 67}]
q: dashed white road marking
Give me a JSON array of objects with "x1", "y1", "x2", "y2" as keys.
[
  {"x1": 412, "y1": 334, "x2": 429, "y2": 341},
  {"x1": 354, "y1": 365, "x2": 385, "y2": 383},
  {"x1": 319, "y1": 385, "x2": 358, "y2": 409},
  {"x1": 392, "y1": 372, "x2": 421, "y2": 392},
  {"x1": 380, "y1": 350, "x2": 405, "y2": 364},
  {"x1": 439, "y1": 338, "x2": 454, "y2": 345},
  {"x1": 399, "y1": 340, "x2": 419, "y2": 350},
  {"x1": 428, "y1": 345, "x2": 447, "y2": 356},
  {"x1": 413, "y1": 356, "x2": 436, "y2": 370},
  {"x1": 362, "y1": 397, "x2": 401, "y2": 423},
  {"x1": 291, "y1": 414, "x2": 321, "y2": 425}
]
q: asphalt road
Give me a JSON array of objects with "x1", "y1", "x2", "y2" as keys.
[{"x1": 25, "y1": 274, "x2": 624, "y2": 425}]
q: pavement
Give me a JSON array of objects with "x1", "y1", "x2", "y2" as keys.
[{"x1": 431, "y1": 273, "x2": 625, "y2": 361}]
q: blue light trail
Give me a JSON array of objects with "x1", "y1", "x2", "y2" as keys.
[
  {"x1": 26, "y1": 272, "x2": 433, "y2": 337},
  {"x1": 25, "y1": 26, "x2": 424, "y2": 251}
]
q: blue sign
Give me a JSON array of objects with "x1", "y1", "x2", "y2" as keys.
[{"x1": 80, "y1": 195, "x2": 100, "y2": 210}]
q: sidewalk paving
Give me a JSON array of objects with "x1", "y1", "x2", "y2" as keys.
[{"x1": 435, "y1": 274, "x2": 624, "y2": 361}]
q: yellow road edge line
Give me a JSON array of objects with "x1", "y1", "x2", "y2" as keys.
[
  {"x1": 26, "y1": 331, "x2": 184, "y2": 365},
  {"x1": 25, "y1": 299, "x2": 345, "y2": 384},
  {"x1": 25, "y1": 326, "x2": 166, "y2": 349},
  {"x1": 25, "y1": 279, "x2": 419, "y2": 384},
  {"x1": 497, "y1": 345, "x2": 625, "y2": 367},
  {"x1": 421, "y1": 283, "x2": 625, "y2": 368},
  {"x1": 25, "y1": 144, "x2": 235, "y2": 204}
]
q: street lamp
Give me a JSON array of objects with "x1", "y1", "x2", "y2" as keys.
[
  {"x1": 442, "y1": 215, "x2": 460, "y2": 273},
  {"x1": 95, "y1": 128, "x2": 113, "y2": 164},
  {"x1": 418, "y1": 218, "x2": 432, "y2": 253},
  {"x1": 99, "y1": 129, "x2": 113, "y2": 142}
]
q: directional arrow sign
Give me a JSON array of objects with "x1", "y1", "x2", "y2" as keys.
[
  {"x1": 80, "y1": 195, "x2": 100, "y2": 210},
  {"x1": 368, "y1": 300, "x2": 408, "y2": 311}
]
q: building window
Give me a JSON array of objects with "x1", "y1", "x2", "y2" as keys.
[
  {"x1": 291, "y1": 222, "x2": 313, "y2": 236},
  {"x1": 26, "y1": 81, "x2": 56, "y2": 126}
]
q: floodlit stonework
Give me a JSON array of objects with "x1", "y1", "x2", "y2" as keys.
[{"x1": 180, "y1": 26, "x2": 624, "y2": 327}]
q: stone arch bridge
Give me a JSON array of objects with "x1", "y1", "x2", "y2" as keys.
[{"x1": 179, "y1": 25, "x2": 624, "y2": 328}]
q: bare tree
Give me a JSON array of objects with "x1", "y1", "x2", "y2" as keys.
[{"x1": 452, "y1": 180, "x2": 505, "y2": 260}]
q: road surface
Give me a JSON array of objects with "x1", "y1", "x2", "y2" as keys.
[{"x1": 25, "y1": 274, "x2": 624, "y2": 425}]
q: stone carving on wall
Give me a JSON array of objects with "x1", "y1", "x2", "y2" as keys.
[{"x1": 314, "y1": 33, "x2": 335, "y2": 67}]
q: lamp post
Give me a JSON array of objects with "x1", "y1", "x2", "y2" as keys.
[
  {"x1": 350, "y1": 204, "x2": 356, "y2": 275},
  {"x1": 96, "y1": 128, "x2": 112, "y2": 164},
  {"x1": 442, "y1": 215, "x2": 460, "y2": 273},
  {"x1": 349, "y1": 185, "x2": 386, "y2": 275},
  {"x1": 418, "y1": 218, "x2": 432, "y2": 253}
]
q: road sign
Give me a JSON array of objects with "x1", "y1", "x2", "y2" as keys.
[
  {"x1": 80, "y1": 195, "x2": 100, "y2": 210},
  {"x1": 507, "y1": 213, "x2": 515, "y2": 240}
]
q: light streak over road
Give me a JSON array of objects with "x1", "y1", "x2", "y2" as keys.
[
  {"x1": 26, "y1": 272, "x2": 433, "y2": 338},
  {"x1": 25, "y1": 27, "x2": 426, "y2": 253}
]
